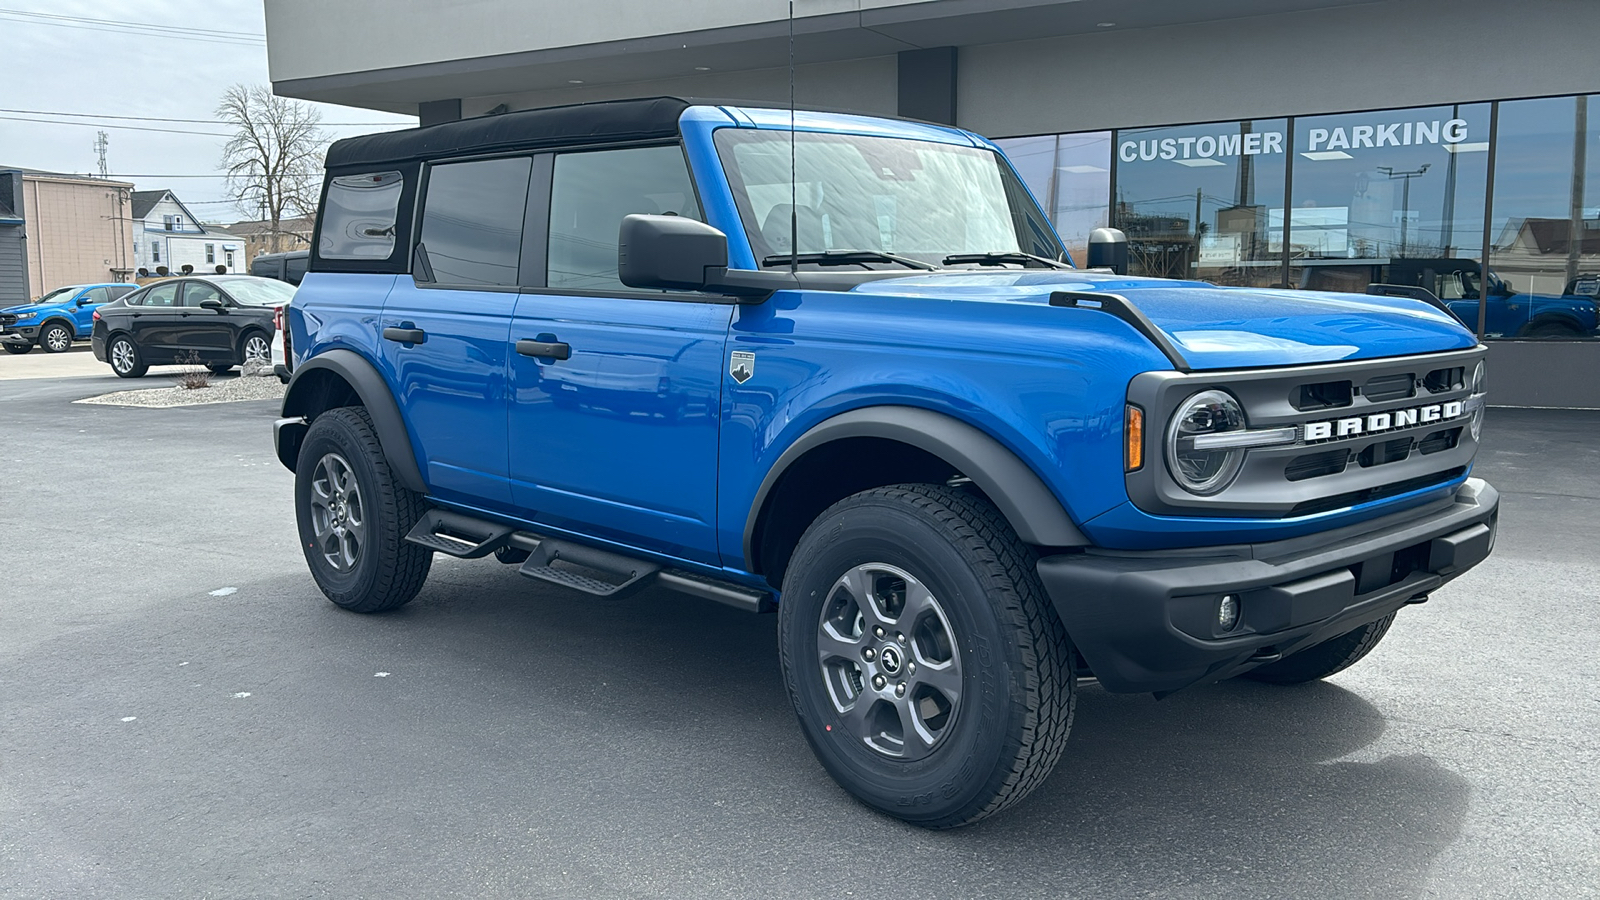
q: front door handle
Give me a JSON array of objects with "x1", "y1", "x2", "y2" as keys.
[
  {"x1": 516, "y1": 339, "x2": 570, "y2": 360},
  {"x1": 383, "y1": 327, "x2": 427, "y2": 344}
]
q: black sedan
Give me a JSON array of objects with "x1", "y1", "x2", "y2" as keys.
[{"x1": 91, "y1": 276, "x2": 296, "y2": 378}]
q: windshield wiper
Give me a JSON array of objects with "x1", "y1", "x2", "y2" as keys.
[
  {"x1": 761, "y1": 250, "x2": 937, "y2": 271},
  {"x1": 942, "y1": 251, "x2": 1073, "y2": 270}
]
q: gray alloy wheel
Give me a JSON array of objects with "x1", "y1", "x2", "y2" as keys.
[
  {"x1": 41, "y1": 323, "x2": 72, "y2": 353},
  {"x1": 818, "y1": 562, "x2": 963, "y2": 761},
  {"x1": 308, "y1": 452, "x2": 366, "y2": 573},
  {"x1": 242, "y1": 333, "x2": 271, "y2": 364},
  {"x1": 108, "y1": 336, "x2": 145, "y2": 377}
]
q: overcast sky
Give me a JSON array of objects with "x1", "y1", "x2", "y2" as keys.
[{"x1": 0, "y1": 0, "x2": 416, "y2": 223}]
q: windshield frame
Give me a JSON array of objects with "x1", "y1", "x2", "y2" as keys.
[{"x1": 713, "y1": 128, "x2": 1067, "y2": 270}]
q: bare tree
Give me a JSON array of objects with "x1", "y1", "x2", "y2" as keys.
[{"x1": 217, "y1": 85, "x2": 328, "y2": 254}]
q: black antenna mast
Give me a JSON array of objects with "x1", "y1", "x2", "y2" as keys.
[{"x1": 788, "y1": 0, "x2": 797, "y2": 273}]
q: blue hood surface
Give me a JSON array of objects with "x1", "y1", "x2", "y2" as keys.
[
  {"x1": 1, "y1": 303, "x2": 64, "y2": 316},
  {"x1": 849, "y1": 272, "x2": 1477, "y2": 370}
]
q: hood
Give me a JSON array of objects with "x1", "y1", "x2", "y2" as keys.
[
  {"x1": 1, "y1": 302, "x2": 62, "y2": 316},
  {"x1": 848, "y1": 271, "x2": 1477, "y2": 370}
]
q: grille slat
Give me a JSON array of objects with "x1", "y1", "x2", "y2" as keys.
[{"x1": 1361, "y1": 373, "x2": 1416, "y2": 403}]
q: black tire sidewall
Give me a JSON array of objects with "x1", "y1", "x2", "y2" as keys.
[
  {"x1": 779, "y1": 495, "x2": 1029, "y2": 824},
  {"x1": 42, "y1": 324, "x2": 72, "y2": 353},
  {"x1": 294, "y1": 410, "x2": 393, "y2": 609}
]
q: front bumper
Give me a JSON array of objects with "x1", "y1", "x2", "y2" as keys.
[
  {"x1": 1037, "y1": 478, "x2": 1498, "y2": 694},
  {"x1": 0, "y1": 325, "x2": 39, "y2": 345}
]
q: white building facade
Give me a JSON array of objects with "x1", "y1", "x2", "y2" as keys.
[{"x1": 130, "y1": 191, "x2": 242, "y2": 276}]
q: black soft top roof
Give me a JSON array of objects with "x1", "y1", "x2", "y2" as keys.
[{"x1": 324, "y1": 97, "x2": 693, "y2": 169}]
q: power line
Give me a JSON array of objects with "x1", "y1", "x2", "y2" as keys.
[
  {"x1": 0, "y1": 114, "x2": 232, "y2": 137},
  {"x1": 0, "y1": 108, "x2": 415, "y2": 127},
  {"x1": 0, "y1": 8, "x2": 266, "y2": 46}
]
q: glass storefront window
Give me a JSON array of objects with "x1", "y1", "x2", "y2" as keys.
[
  {"x1": 1287, "y1": 105, "x2": 1490, "y2": 327},
  {"x1": 996, "y1": 132, "x2": 1111, "y2": 266},
  {"x1": 1485, "y1": 95, "x2": 1600, "y2": 340},
  {"x1": 1113, "y1": 119, "x2": 1288, "y2": 286}
]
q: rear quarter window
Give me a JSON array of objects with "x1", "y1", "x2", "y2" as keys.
[{"x1": 317, "y1": 170, "x2": 407, "y2": 264}]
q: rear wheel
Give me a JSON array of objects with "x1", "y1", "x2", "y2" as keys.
[
  {"x1": 778, "y1": 484, "x2": 1075, "y2": 828},
  {"x1": 41, "y1": 322, "x2": 73, "y2": 353},
  {"x1": 1243, "y1": 613, "x2": 1395, "y2": 685},
  {"x1": 295, "y1": 407, "x2": 432, "y2": 613},
  {"x1": 1, "y1": 342, "x2": 31, "y2": 355},
  {"x1": 240, "y1": 331, "x2": 271, "y2": 366},
  {"x1": 108, "y1": 335, "x2": 147, "y2": 378},
  {"x1": 1519, "y1": 319, "x2": 1582, "y2": 339}
]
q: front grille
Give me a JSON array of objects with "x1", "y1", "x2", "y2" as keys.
[
  {"x1": 1125, "y1": 346, "x2": 1484, "y2": 519},
  {"x1": 0, "y1": 314, "x2": 16, "y2": 327}
]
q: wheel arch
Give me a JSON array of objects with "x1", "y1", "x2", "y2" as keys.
[
  {"x1": 277, "y1": 348, "x2": 426, "y2": 494},
  {"x1": 744, "y1": 406, "x2": 1088, "y2": 584},
  {"x1": 40, "y1": 317, "x2": 75, "y2": 338}
]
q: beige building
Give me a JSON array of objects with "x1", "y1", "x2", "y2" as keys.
[{"x1": 0, "y1": 167, "x2": 136, "y2": 303}]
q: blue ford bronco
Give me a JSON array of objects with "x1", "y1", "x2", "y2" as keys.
[{"x1": 274, "y1": 98, "x2": 1497, "y2": 827}]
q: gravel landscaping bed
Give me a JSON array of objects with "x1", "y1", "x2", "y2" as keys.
[{"x1": 76, "y1": 374, "x2": 287, "y2": 408}]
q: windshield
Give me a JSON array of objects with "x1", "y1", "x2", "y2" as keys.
[
  {"x1": 34, "y1": 286, "x2": 78, "y2": 305},
  {"x1": 221, "y1": 278, "x2": 296, "y2": 306},
  {"x1": 715, "y1": 129, "x2": 1064, "y2": 268}
]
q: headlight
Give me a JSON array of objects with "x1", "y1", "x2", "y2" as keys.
[
  {"x1": 15, "y1": 311, "x2": 36, "y2": 320},
  {"x1": 1167, "y1": 390, "x2": 1248, "y2": 495},
  {"x1": 1472, "y1": 360, "x2": 1486, "y2": 395}
]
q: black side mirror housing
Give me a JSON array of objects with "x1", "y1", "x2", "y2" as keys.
[
  {"x1": 199, "y1": 298, "x2": 226, "y2": 312},
  {"x1": 618, "y1": 214, "x2": 794, "y2": 299},
  {"x1": 1087, "y1": 227, "x2": 1129, "y2": 275}
]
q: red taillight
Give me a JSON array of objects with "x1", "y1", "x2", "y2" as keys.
[
  {"x1": 92, "y1": 310, "x2": 100, "y2": 321},
  {"x1": 273, "y1": 305, "x2": 283, "y2": 331}
]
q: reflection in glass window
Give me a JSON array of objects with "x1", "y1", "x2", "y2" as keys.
[
  {"x1": 320, "y1": 171, "x2": 403, "y2": 260},
  {"x1": 1288, "y1": 105, "x2": 1490, "y2": 326},
  {"x1": 419, "y1": 157, "x2": 532, "y2": 287},
  {"x1": 548, "y1": 146, "x2": 701, "y2": 291},
  {"x1": 1114, "y1": 119, "x2": 1288, "y2": 286},
  {"x1": 1485, "y1": 95, "x2": 1600, "y2": 340},
  {"x1": 142, "y1": 283, "x2": 178, "y2": 307},
  {"x1": 995, "y1": 132, "x2": 1110, "y2": 266}
]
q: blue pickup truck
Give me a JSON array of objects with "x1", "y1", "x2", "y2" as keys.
[
  {"x1": 0, "y1": 282, "x2": 136, "y2": 354},
  {"x1": 274, "y1": 99, "x2": 1498, "y2": 827}
]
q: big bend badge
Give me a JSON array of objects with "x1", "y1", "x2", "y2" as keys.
[{"x1": 729, "y1": 350, "x2": 756, "y2": 384}]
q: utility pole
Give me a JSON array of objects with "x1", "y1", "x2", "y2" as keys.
[
  {"x1": 94, "y1": 131, "x2": 109, "y2": 178},
  {"x1": 1378, "y1": 164, "x2": 1431, "y2": 257}
]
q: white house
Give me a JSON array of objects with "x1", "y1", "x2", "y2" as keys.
[{"x1": 130, "y1": 190, "x2": 242, "y2": 276}]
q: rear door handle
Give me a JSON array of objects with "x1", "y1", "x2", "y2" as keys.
[
  {"x1": 516, "y1": 339, "x2": 570, "y2": 360},
  {"x1": 383, "y1": 327, "x2": 427, "y2": 344}
]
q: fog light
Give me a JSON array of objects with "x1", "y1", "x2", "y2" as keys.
[{"x1": 1218, "y1": 594, "x2": 1240, "y2": 631}]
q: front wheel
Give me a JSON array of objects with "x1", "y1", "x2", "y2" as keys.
[
  {"x1": 41, "y1": 323, "x2": 73, "y2": 353},
  {"x1": 1, "y1": 342, "x2": 31, "y2": 355},
  {"x1": 108, "y1": 335, "x2": 147, "y2": 378},
  {"x1": 778, "y1": 484, "x2": 1076, "y2": 828},
  {"x1": 294, "y1": 407, "x2": 432, "y2": 613},
  {"x1": 1243, "y1": 613, "x2": 1395, "y2": 685}
]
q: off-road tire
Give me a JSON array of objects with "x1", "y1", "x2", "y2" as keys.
[
  {"x1": 108, "y1": 335, "x2": 147, "y2": 378},
  {"x1": 40, "y1": 322, "x2": 73, "y2": 353},
  {"x1": 295, "y1": 406, "x2": 432, "y2": 613},
  {"x1": 778, "y1": 483, "x2": 1075, "y2": 829},
  {"x1": 1, "y1": 342, "x2": 31, "y2": 355},
  {"x1": 1243, "y1": 613, "x2": 1396, "y2": 685}
]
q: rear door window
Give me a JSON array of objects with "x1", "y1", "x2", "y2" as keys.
[
  {"x1": 142, "y1": 283, "x2": 179, "y2": 307},
  {"x1": 319, "y1": 171, "x2": 404, "y2": 260},
  {"x1": 285, "y1": 255, "x2": 308, "y2": 284},
  {"x1": 418, "y1": 157, "x2": 532, "y2": 287}
]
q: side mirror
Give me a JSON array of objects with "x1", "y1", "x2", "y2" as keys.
[
  {"x1": 1087, "y1": 227, "x2": 1129, "y2": 275},
  {"x1": 76, "y1": 297, "x2": 93, "y2": 306},
  {"x1": 200, "y1": 298, "x2": 226, "y2": 312},
  {"x1": 618, "y1": 214, "x2": 728, "y2": 291}
]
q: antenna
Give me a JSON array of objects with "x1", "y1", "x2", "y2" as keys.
[
  {"x1": 94, "y1": 130, "x2": 109, "y2": 178},
  {"x1": 788, "y1": 0, "x2": 797, "y2": 274}
]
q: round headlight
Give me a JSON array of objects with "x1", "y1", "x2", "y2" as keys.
[
  {"x1": 1167, "y1": 390, "x2": 1248, "y2": 495},
  {"x1": 1472, "y1": 360, "x2": 1486, "y2": 395}
]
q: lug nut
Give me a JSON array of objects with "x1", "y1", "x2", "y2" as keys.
[
  {"x1": 907, "y1": 661, "x2": 916, "y2": 674},
  {"x1": 874, "y1": 626, "x2": 886, "y2": 638},
  {"x1": 872, "y1": 675, "x2": 886, "y2": 690},
  {"x1": 896, "y1": 632, "x2": 907, "y2": 646},
  {"x1": 863, "y1": 647, "x2": 876, "y2": 661},
  {"x1": 894, "y1": 682, "x2": 906, "y2": 698}
]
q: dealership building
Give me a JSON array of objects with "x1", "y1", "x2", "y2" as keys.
[{"x1": 264, "y1": 0, "x2": 1600, "y2": 407}]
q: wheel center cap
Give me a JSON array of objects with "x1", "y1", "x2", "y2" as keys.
[{"x1": 879, "y1": 644, "x2": 903, "y2": 676}]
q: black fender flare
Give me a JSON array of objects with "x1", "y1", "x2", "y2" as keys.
[
  {"x1": 40, "y1": 317, "x2": 76, "y2": 339},
  {"x1": 277, "y1": 348, "x2": 427, "y2": 494},
  {"x1": 743, "y1": 406, "x2": 1089, "y2": 566}
]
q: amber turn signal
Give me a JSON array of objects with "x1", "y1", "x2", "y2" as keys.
[{"x1": 1125, "y1": 404, "x2": 1144, "y2": 472}]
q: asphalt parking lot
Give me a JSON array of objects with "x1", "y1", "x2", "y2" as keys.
[{"x1": 1, "y1": 371, "x2": 1596, "y2": 900}]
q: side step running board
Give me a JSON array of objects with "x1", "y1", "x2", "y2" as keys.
[{"x1": 406, "y1": 509, "x2": 774, "y2": 613}]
